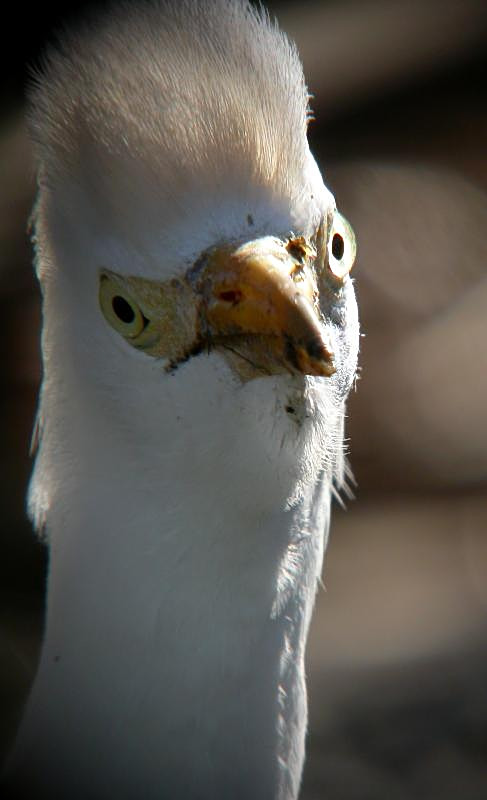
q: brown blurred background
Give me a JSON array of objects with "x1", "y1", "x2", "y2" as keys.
[{"x1": 1, "y1": 1, "x2": 487, "y2": 797}]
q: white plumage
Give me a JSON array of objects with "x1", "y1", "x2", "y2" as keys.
[{"x1": 6, "y1": 2, "x2": 359, "y2": 798}]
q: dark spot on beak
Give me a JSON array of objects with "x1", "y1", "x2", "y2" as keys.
[
  {"x1": 247, "y1": 214, "x2": 254, "y2": 227},
  {"x1": 219, "y1": 289, "x2": 242, "y2": 305},
  {"x1": 286, "y1": 237, "x2": 308, "y2": 264}
]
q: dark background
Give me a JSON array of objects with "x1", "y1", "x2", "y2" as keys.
[{"x1": 1, "y1": 1, "x2": 487, "y2": 797}]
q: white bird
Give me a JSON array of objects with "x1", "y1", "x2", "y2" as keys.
[{"x1": 5, "y1": 1, "x2": 359, "y2": 798}]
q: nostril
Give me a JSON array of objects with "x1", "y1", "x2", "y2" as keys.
[{"x1": 218, "y1": 289, "x2": 243, "y2": 305}]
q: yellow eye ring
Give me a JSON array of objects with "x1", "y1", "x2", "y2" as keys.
[
  {"x1": 327, "y1": 211, "x2": 356, "y2": 281},
  {"x1": 99, "y1": 274, "x2": 147, "y2": 339}
]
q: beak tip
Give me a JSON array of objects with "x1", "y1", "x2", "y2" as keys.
[
  {"x1": 303, "y1": 336, "x2": 336, "y2": 377},
  {"x1": 306, "y1": 338, "x2": 333, "y2": 363},
  {"x1": 285, "y1": 335, "x2": 335, "y2": 378}
]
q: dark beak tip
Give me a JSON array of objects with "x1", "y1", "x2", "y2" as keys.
[
  {"x1": 285, "y1": 335, "x2": 335, "y2": 378},
  {"x1": 306, "y1": 338, "x2": 333, "y2": 362}
]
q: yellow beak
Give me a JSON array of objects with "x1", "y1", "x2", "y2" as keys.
[{"x1": 192, "y1": 237, "x2": 335, "y2": 378}]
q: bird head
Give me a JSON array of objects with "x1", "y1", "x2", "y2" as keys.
[{"x1": 28, "y1": 0, "x2": 359, "y2": 521}]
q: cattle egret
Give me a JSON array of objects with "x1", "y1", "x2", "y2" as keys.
[{"x1": 6, "y1": 1, "x2": 359, "y2": 798}]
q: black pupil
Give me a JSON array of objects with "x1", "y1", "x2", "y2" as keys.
[
  {"x1": 112, "y1": 295, "x2": 135, "y2": 324},
  {"x1": 332, "y1": 233, "x2": 344, "y2": 260}
]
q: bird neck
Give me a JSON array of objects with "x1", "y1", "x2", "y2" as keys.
[{"x1": 12, "y1": 451, "x2": 330, "y2": 800}]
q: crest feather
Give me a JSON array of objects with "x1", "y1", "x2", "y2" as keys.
[{"x1": 29, "y1": 0, "x2": 310, "y2": 208}]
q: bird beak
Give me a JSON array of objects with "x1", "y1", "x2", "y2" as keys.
[{"x1": 190, "y1": 237, "x2": 335, "y2": 378}]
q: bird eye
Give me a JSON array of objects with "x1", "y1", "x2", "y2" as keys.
[
  {"x1": 331, "y1": 232, "x2": 344, "y2": 260},
  {"x1": 327, "y1": 212, "x2": 356, "y2": 281},
  {"x1": 99, "y1": 274, "x2": 147, "y2": 338}
]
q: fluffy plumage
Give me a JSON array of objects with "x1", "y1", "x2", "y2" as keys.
[
  {"x1": 30, "y1": 0, "x2": 323, "y2": 280},
  {"x1": 6, "y1": 2, "x2": 359, "y2": 799}
]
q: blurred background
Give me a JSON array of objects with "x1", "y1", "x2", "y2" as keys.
[{"x1": 1, "y1": 0, "x2": 486, "y2": 797}]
